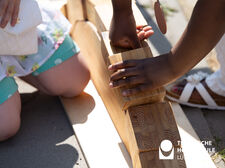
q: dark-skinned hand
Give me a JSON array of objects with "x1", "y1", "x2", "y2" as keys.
[
  {"x1": 109, "y1": 53, "x2": 176, "y2": 97},
  {"x1": 109, "y1": 10, "x2": 154, "y2": 49}
]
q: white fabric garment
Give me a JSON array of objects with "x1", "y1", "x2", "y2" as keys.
[
  {"x1": 0, "y1": 5, "x2": 71, "y2": 81},
  {"x1": 206, "y1": 34, "x2": 225, "y2": 96},
  {"x1": 0, "y1": 0, "x2": 42, "y2": 55}
]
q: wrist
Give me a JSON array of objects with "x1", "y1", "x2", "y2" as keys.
[
  {"x1": 113, "y1": 8, "x2": 133, "y2": 17},
  {"x1": 166, "y1": 51, "x2": 184, "y2": 81},
  {"x1": 163, "y1": 52, "x2": 181, "y2": 81}
]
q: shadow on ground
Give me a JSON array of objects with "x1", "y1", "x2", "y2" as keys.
[{"x1": 0, "y1": 92, "x2": 80, "y2": 168}]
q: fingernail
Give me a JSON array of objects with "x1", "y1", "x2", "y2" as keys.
[
  {"x1": 11, "y1": 22, "x2": 15, "y2": 27},
  {"x1": 109, "y1": 82, "x2": 113, "y2": 87},
  {"x1": 108, "y1": 65, "x2": 113, "y2": 70},
  {"x1": 122, "y1": 91, "x2": 128, "y2": 96},
  {"x1": 0, "y1": 23, "x2": 4, "y2": 28},
  {"x1": 1, "y1": 22, "x2": 6, "y2": 28}
]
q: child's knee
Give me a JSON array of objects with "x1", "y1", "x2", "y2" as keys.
[
  {"x1": 44, "y1": 68, "x2": 90, "y2": 97},
  {"x1": 0, "y1": 116, "x2": 21, "y2": 141},
  {"x1": 0, "y1": 107, "x2": 21, "y2": 141},
  {"x1": 0, "y1": 92, "x2": 21, "y2": 141},
  {"x1": 63, "y1": 68, "x2": 90, "y2": 97}
]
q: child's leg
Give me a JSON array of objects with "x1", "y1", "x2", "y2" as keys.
[
  {"x1": 22, "y1": 52, "x2": 90, "y2": 98},
  {"x1": 0, "y1": 77, "x2": 21, "y2": 141},
  {"x1": 22, "y1": 35, "x2": 90, "y2": 98}
]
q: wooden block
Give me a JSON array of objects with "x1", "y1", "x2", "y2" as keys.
[
  {"x1": 125, "y1": 102, "x2": 186, "y2": 168},
  {"x1": 101, "y1": 31, "x2": 165, "y2": 110}
]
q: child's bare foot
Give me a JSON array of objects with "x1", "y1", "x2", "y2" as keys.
[{"x1": 166, "y1": 72, "x2": 225, "y2": 109}]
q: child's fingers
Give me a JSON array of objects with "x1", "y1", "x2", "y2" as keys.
[
  {"x1": 110, "y1": 76, "x2": 145, "y2": 88},
  {"x1": 136, "y1": 25, "x2": 154, "y2": 40},
  {"x1": 0, "y1": 1, "x2": 7, "y2": 17},
  {"x1": 144, "y1": 30, "x2": 154, "y2": 38},
  {"x1": 11, "y1": 0, "x2": 20, "y2": 26},
  {"x1": 138, "y1": 31, "x2": 145, "y2": 41},
  {"x1": 136, "y1": 25, "x2": 152, "y2": 30},
  {"x1": 138, "y1": 29, "x2": 154, "y2": 40},
  {"x1": 143, "y1": 26, "x2": 153, "y2": 31},
  {"x1": 110, "y1": 67, "x2": 139, "y2": 81},
  {"x1": 108, "y1": 60, "x2": 138, "y2": 71},
  {"x1": 136, "y1": 25, "x2": 145, "y2": 29},
  {"x1": 0, "y1": 3, "x2": 14, "y2": 28},
  {"x1": 0, "y1": 6, "x2": 9, "y2": 28}
]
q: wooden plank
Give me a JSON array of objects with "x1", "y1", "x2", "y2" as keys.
[
  {"x1": 71, "y1": 20, "x2": 130, "y2": 153},
  {"x1": 60, "y1": 81, "x2": 132, "y2": 168},
  {"x1": 171, "y1": 103, "x2": 216, "y2": 168}
]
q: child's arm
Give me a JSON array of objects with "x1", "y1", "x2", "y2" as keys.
[
  {"x1": 109, "y1": 0, "x2": 140, "y2": 48},
  {"x1": 0, "y1": 0, "x2": 20, "y2": 28},
  {"x1": 109, "y1": 0, "x2": 225, "y2": 97}
]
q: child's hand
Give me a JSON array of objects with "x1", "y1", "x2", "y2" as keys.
[
  {"x1": 109, "y1": 11, "x2": 154, "y2": 49},
  {"x1": 136, "y1": 25, "x2": 154, "y2": 41},
  {"x1": 108, "y1": 53, "x2": 176, "y2": 96},
  {"x1": 0, "y1": 0, "x2": 21, "y2": 28}
]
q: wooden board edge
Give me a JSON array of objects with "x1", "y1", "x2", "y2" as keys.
[{"x1": 171, "y1": 102, "x2": 216, "y2": 168}]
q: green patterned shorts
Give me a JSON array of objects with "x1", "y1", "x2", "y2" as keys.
[{"x1": 0, "y1": 35, "x2": 80, "y2": 105}]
